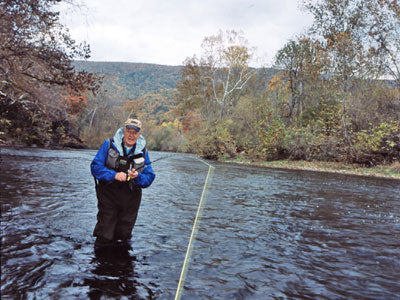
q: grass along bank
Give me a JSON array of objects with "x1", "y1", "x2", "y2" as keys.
[{"x1": 224, "y1": 158, "x2": 400, "y2": 180}]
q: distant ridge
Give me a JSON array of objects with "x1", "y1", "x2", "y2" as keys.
[
  {"x1": 73, "y1": 60, "x2": 279, "y2": 104},
  {"x1": 73, "y1": 60, "x2": 182, "y2": 74},
  {"x1": 73, "y1": 60, "x2": 182, "y2": 101}
]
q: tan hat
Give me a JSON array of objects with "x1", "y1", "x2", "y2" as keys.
[{"x1": 125, "y1": 118, "x2": 141, "y2": 131}]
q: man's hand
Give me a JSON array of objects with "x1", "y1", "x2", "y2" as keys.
[
  {"x1": 127, "y1": 169, "x2": 139, "y2": 179},
  {"x1": 115, "y1": 172, "x2": 127, "y2": 181}
]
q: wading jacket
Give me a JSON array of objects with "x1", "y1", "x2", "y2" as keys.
[{"x1": 90, "y1": 128, "x2": 155, "y2": 188}]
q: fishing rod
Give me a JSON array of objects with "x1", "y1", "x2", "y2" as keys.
[
  {"x1": 149, "y1": 154, "x2": 175, "y2": 165},
  {"x1": 125, "y1": 154, "x2": 175, "y2": 180},
  {"x1": 97, "y1": 153, "x2": 176, "y2": 185}
]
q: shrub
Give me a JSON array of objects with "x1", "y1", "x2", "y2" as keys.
[
  {"x1": 249, "y1": 116, "x2": 287, "y2": 160},
  {"x1": 189, "y1": 119, "x2": 238, "y2": 159},
  {"x1": 146, "y1": 123, "x2": 187, "y2": 152},
  {"x1": 352, "y1": 121, "x2": 400, "y2": 165}
]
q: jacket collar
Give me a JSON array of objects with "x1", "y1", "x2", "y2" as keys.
[{"x1": 112, "y1": 127, "x2": 146, "y2": 155}]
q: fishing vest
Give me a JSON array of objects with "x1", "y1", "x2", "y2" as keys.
[{"x1": 105, "y1": 138, "x2": 146, "y2": 173}]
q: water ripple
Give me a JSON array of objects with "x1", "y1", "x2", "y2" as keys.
[{"x1": 1, "y1": 148, "x2": 399, "y2": 299}]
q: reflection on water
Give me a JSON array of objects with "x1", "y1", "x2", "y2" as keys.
[
  {"x1": 86, "y1": 244, "x2": 154, "y2": 299},
  {"x1": 1, "y1": 147, "x2": 400, "y2": 299}
]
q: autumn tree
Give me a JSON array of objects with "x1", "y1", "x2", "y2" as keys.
[
  {"x1": 362, "y1": 0, "x2": 400, "y2": 89},
  {"x1": 274, "y1": 37, "x2": 327, "y2": 123},
  {"x1": 177, "y1": 30, "x2": 255, "y2": 121},
  {"x1": 301, "y1": 0, "x2": 382, "y2": 151},
  {"x1": 0, "y1": 0, "x2": 100, "y2": 146},
  {"x1": 175, "y1": 30, "x2": 256, "y2": 158},
  {"x1": 298, "y1": 0, "x2": 400, "y2": 163},
  {"x1": 78, "y1": 88, "x2": 118, "y2": 147}
]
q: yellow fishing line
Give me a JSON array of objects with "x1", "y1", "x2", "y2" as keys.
[{"x1": 174, "y1": 158, "x2": 214, "y2": 300}]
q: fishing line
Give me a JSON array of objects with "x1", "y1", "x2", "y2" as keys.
[
  {"x1": 174, "y1": 158, "x2": 215, "y2": 300},
  {"x1": 150, "y1": 154, "x2": 175, "y2": 164}
]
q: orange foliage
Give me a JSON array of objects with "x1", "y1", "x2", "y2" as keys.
[
  {"x1": 64, "y1": 93, "x2": 88, "y2": 115},
  {"x1": 181, "y1": 110, "x2": 202, "y2": 134},
  {"x1": 121, "y1": 98, "x2": 144, "y2": 118}
]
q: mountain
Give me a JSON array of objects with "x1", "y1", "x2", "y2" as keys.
[
  {"x1": 73, "y1": 61, "x2": 280, "y2": 116},
  {"x1": 73, "y1": 60, "x2": 182, "y2": 102}
]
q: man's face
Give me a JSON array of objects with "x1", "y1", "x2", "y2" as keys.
[{"x1": 123, "y1": 127, "x2": 141, "y2": 147}]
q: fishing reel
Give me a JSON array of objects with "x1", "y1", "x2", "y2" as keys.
[
  {"x1": 116, "y1": 157, "x2": 131, "y2": 173},
  {"x1": 117, "y1": 157, "x2": 145, "y2": 182}
]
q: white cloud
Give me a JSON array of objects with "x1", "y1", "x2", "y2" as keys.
[{"x1": 58, "y1": 0, "x2": 313, "y2": 66}]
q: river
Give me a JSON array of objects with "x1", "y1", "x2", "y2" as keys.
[{"x1": 1, "y1": 147, "x2": 399, "y2": 299}]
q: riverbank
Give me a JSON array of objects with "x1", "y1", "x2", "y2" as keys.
[
  {"x1": 2, "y1": 140, "x2": 399, "y2": 180},
  {"x1": 223, "y1": 158, "x2": 400, "y2": 180},
  {"x1": 0, "y1": 135, "x2": 87, "y2": 150}
]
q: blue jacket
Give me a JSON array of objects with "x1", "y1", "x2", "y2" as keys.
[{"x1": 90, "y1": 128, "x2": 156, "y2": 188}]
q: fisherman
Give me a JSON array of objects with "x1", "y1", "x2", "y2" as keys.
[{"x1": 90, "y1": 118, "x2": 155, "y2": 248}]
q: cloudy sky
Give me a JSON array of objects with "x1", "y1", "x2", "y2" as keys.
[{"x1": 58, "y1": 0, "x2": 314, "y2": 67}]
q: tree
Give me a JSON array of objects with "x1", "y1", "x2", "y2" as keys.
[
  {"x1": 299, "y1": 0, "x2": 400, "y2": 163},
  {"x1": 177, "y1": 30, "x2": 255, "y2": 121},
  {"x1": 0, "y1": 0, "x2": 100, "y2": 145},
  {"x1": 79, "y1": 89, "x2": 117, "y2": 147},
  {"x1": 363, "y1": 0, "x2": 400, "y2": 90},
  {"x1": 274, "y1": 37, "x2": 326, "y2": 122},
  {"x1": 302, "y1": 0, "x2": 380, "y2": 150},
  {"x1": 174, "y1": 30, "x2": 257, "y2": 157}
]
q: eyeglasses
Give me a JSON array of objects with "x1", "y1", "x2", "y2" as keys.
[{"x1": 126, "y1": 129, "x2": 140, "y2": 135}]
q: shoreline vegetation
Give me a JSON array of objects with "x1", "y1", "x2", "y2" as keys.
[
  {"x1": 223, "y1": 157, "x2": 400, "y2": 180},
  {"x1": 1, "y1": 142, "x2": 399, "y2": 180}
]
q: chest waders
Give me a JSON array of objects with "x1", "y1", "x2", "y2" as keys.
[{"x1": 93, "y1": 139, "x2": 146, "y2": 246}]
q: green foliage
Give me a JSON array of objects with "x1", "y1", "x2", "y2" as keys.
[
  {"x1": 251, "y1": 116, "x2": 287, "y2": 160},
  {"x1": 76, "y1": 10, "x2": 399, "y2": 169},
  {"x1": 73, "y1": 61, "x2": 180, "y2": 102},
  {"x1": 188, "y1": 120, "x2": 237, "y2": 160},
  {"x1": 300, "y1": 101, "x2": 341, "y2": 134},
  {"x1": 228, "y1": 96, "x2": 260, "y2": 153},
  {"x1": 352, "y1": 121, "x2": 400, "y2": 165},
  {"x1": 70, "y1": 62, "x2": 183, "y2": 150},
  {"x1": 284, "y1": 126, "x2": 344, "y2": 161},
  {"x1": 274, "y1": 38, "x2": 326, "y2": 122},
  {"x1": 282, "y1": 100, "x2": 345, "y2": 161},
  {"x1": 146, "y1": 123, "x2": 186, "y2": 152},
  {"x1": 3, "y1": 2, "x2": 398, "y2": 175}
]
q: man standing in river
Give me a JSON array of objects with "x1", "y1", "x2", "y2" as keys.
[{"x1": 90, "y1": 118, "x2": 155, "y2": 248}]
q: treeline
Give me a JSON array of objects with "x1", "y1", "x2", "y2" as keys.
[
  {"x1": 70, "y1": 60, "x2": 274, "y2": 152},
  {"x1": 75, "y1": 88, "x2": 179, "y2": 149},
  {"x1": 1, "y1": 0, "x2": 399, "y2": 168},
  {"x1": 173, "y1": 0, "x2": 400, "y2": 166}
]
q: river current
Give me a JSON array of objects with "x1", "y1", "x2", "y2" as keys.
[{"x1": 1, "y1": 147, "x2": 399, "y2": 299}]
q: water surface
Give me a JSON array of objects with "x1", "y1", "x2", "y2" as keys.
[{"x1": 1, "y1": 147, "x2": 399, "y2": 299}]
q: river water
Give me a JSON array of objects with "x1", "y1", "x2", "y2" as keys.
[{"x1": 1, "y1": 147, "x2": 399, "y2": 299}]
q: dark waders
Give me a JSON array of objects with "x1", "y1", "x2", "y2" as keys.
[{"x1": 93, "y1": 181, "x2": 142, "y2": 247}]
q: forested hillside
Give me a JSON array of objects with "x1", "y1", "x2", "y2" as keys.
[
  {"x1": 66, "y1": 61, "x2": 183, "y2": 148},
  {"x1": 70, "y1": 60, "x2": 277, "y2": 150},
  {"x1": 73, "y1": 61, "x2": 182, "y2": 102}
]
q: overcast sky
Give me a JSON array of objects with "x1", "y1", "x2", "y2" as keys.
[{"x1": 58, "y1": 0, "x2": 314, "y2": 67}]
